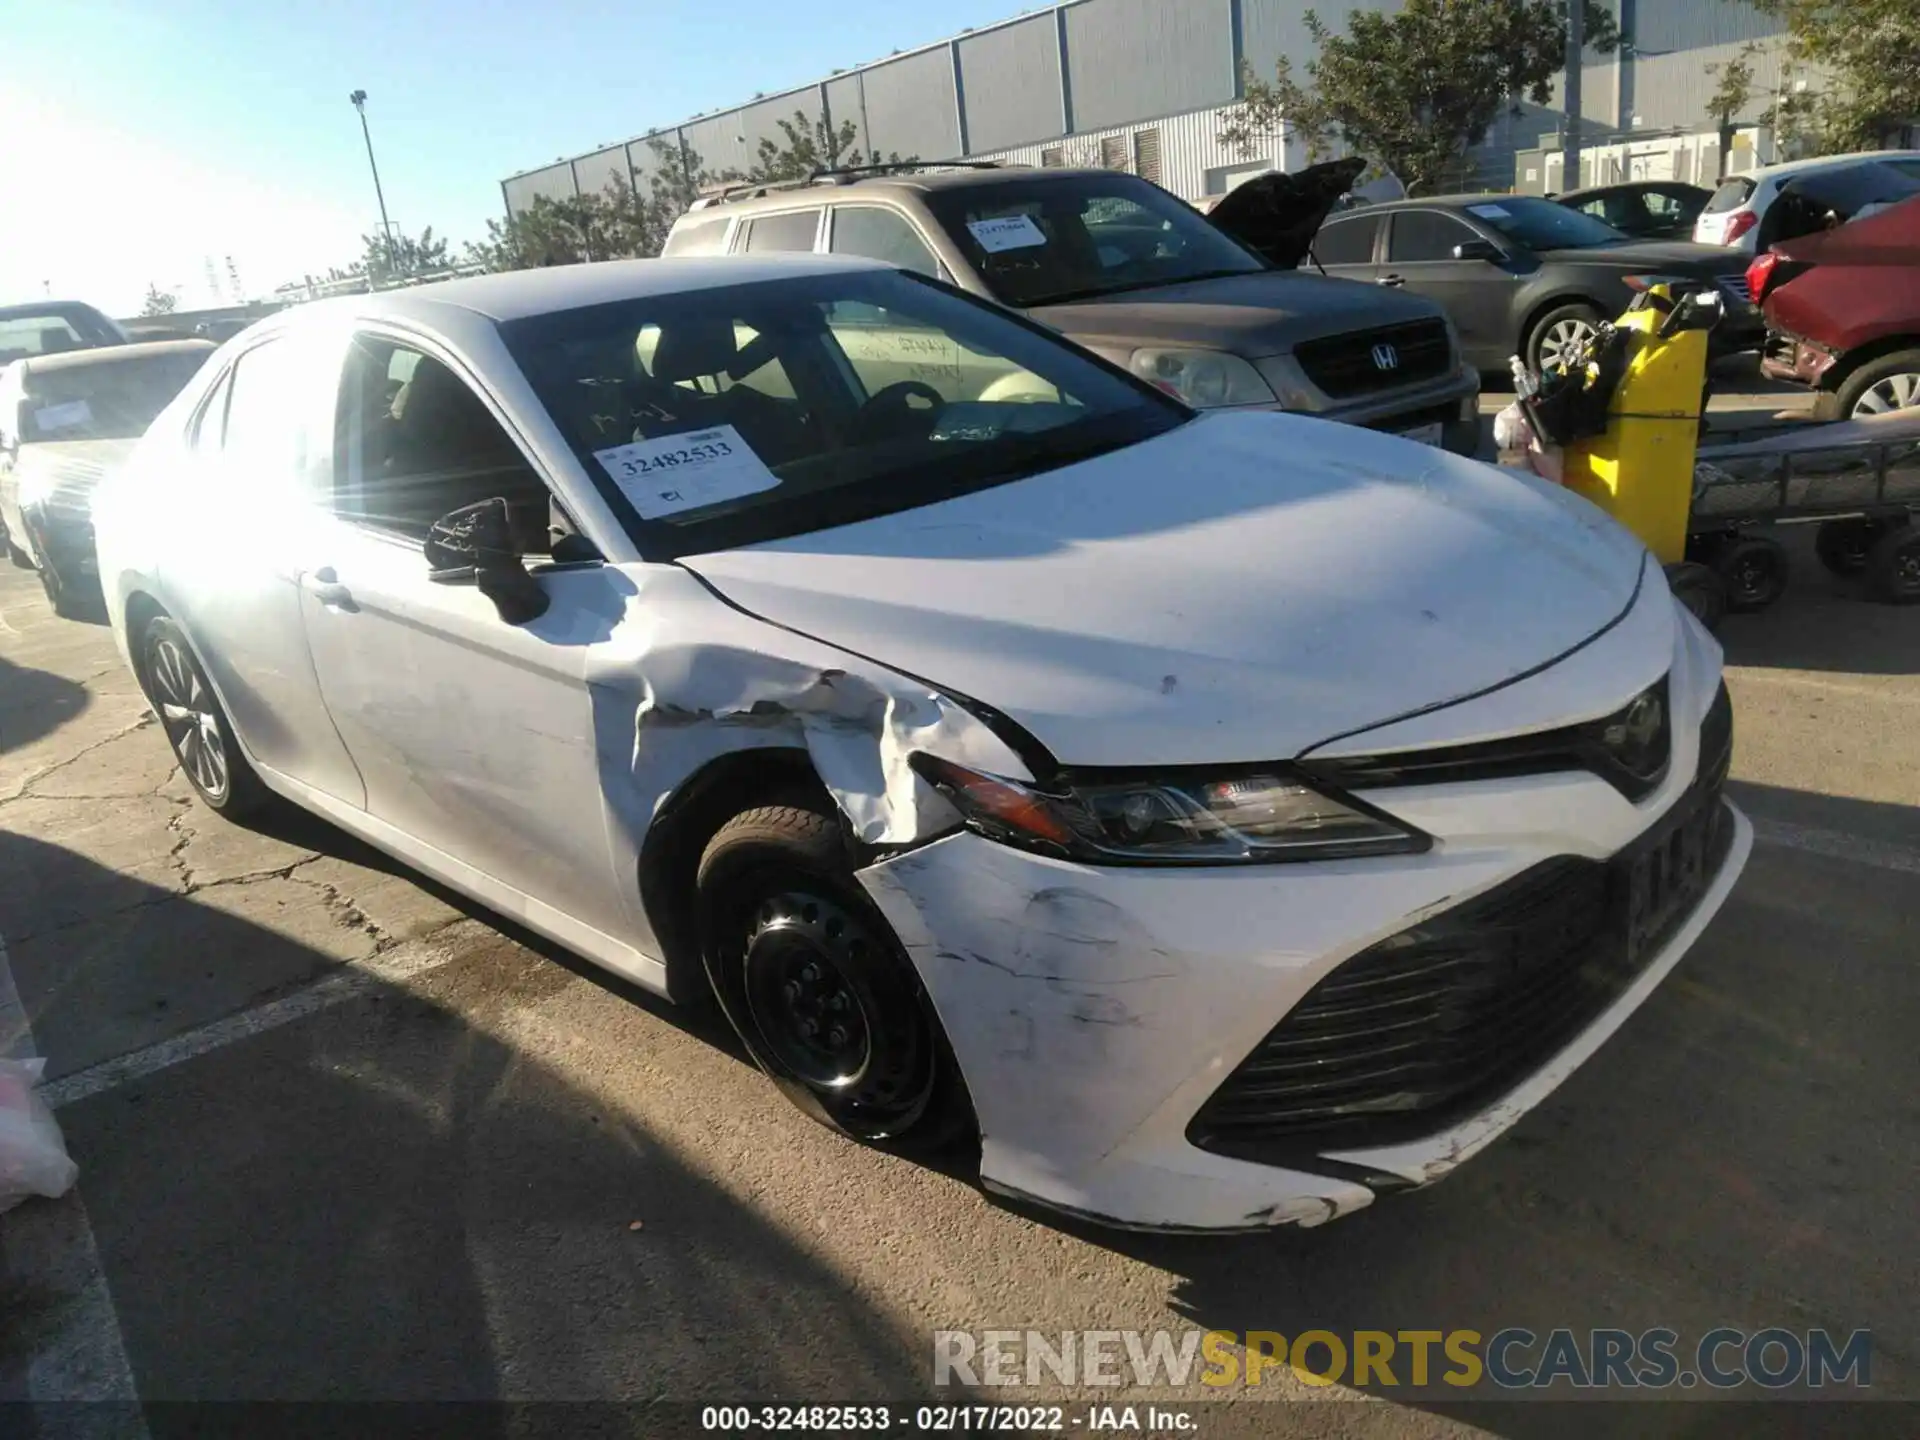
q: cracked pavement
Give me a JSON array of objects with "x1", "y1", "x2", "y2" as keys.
[{"x1": 0, "y1": 537, "x2": 1917, "y2": 1433}]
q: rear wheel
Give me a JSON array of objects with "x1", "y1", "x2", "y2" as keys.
[
  {"x1": 1865, "y1": 524, "x2": 1920, "y2": 604},
  {"x1": 1835, "y1": 350, "x2": 1920, "y2": 419},
  {"x1": 141, "y1": 616, "x2": 270, "y2": 818},
  {"x1": 1665, "y1": 561, "x2": 1727, "y2": 632},
  {"x1": 1527, "y1": 302, "x2": 1606, "y2": 375},
  {"x1": 1814, "y1": 517, "x2": 1891, "y2": 577},
  {"x1": 696, "y1": 795, "x2": 972, "y2": 1151}
]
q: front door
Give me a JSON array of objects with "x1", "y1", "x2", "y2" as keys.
[
  {"x1": 1381, "y1": 209, "x2": 1520, "y2": 368},
  {"x1": 295, "y1": 332, "x2": 630, "y2": 937}
]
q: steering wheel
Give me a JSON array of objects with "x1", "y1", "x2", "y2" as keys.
[{"x1": 853, "y1": 380, "x2": 945, "y2": 442}]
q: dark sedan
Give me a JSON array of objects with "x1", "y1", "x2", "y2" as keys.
[
  {"x1": 1307, "y1": 195, "x2": 1762, "y2": 372},
  {"x1": 1556, "y1": 181, "x2": 1712, "y2": 240}
]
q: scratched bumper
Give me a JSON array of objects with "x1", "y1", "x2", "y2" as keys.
[{"x1": 858, "y1": 594, "x2": 1746, "y2": 1232}]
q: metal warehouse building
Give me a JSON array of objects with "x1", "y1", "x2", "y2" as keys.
[{"x1": 499, "y1": 0, "x2": 1792, "y2": 216}]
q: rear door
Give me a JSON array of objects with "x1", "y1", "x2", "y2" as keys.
[
  {"x1": 1382, "y1": 209, "x2": 1518, "y2": 365},
  {"x1": 1308, "y1": 211, "x2": 1383, "y2": 284}
]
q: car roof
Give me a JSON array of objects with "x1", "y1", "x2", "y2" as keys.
[
  {"x1": 689, "y1": 165, "x2": 1139, "y2": 215},
  {"x1": 280, "y1": 254, "x2": 892, "y2": 327},
  {"x1": 0, "y1": 300, "x2": 112, "y2": 321},
  {"x1": 1745, "y1": 149, "x2": 1920, "y2": 182},
  {"x1": 1358, "y1": 193, "x2": 1539, "y2": 210},
  {"x1": 1557, "y1": 181, "x2": 1706, "y2": 201},
  {"x1": 21, "y1": 338, "x2": 214, "y2": 374}
]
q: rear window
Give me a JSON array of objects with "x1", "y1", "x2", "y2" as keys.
[
  {"x1": 20, "y1": 350, "x2": 212, "y2": 442},
  {"x1": 663, "y1": 214, "x2": 732, "y2": 257},
  {"x1": 1705, "y1": 178, "x2": 1755, "y2": 213}
]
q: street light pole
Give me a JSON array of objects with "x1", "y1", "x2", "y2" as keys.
[
  {"x1": 1561, "y1": 1, "x2": 1584, "y2": 193},
  {"x1": 349, "y1": 89, "x2": 396, "y2": 280}
]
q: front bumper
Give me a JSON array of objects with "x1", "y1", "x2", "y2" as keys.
[
  {"x1": 859, "y1": 594, "x2": 1748, "y2": 1231},
  {"x1": 1249, "y1": 355, "x2": 1482, "y2": 454}
]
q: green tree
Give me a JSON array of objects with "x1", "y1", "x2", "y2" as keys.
[
  {"x1": 1755, "y1": 0, "x2": 1920, "y2": 152},
  {"x1": 740, "y1": 109, "x2": 909, "y2": 182},
  {"x1": 1221, "y1": 0, "x2": 1619, "y2": 196},
  {"x1": 1704, "y1": 44, "x2": 1760, "y2": 176},
  {"x1": 139, "y1": 284, "x2": 178, "y2": 317},
  {"x1": 362, "y1": 225, "x2": 452, "y2": 285}
]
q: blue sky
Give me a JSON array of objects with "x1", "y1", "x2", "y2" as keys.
[{"x1": 0, "y1": 0, "x2": 1022, "y2": 314}]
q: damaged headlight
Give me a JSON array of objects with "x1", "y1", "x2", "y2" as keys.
[{"x1": 911, "y1": 756, "x2": 1427, "y2": 865}]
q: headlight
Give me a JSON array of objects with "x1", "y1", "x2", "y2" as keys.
[
  {"x1": 912, "y1": 755, "x2": 1427, "y2": 865},
  {"x1": 1128, "y1": 348, "x2": 1275, "y2": 409}
]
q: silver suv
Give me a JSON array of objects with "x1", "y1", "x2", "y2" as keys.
[{"x1": 664, "y1": 165, "x2": 1481, "y2": 454}]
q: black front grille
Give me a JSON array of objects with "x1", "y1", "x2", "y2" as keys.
[
  {"x1": 1295, "y1": 319, "x2": 1452, "y2": 398},
  {"x1": 1189, "y1": 684, "x2": 1734, "y2": 1162}
]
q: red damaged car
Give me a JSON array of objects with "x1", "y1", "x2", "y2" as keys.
[{"x1": 1754, "y1": 167, "x2": 1920, "y2": 419}]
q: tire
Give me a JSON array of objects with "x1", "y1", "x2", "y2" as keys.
[
  {"x1": 696, "y1": 794, "x2": 973, "y2": 1151},
  {"x1": 1665, "y1": 561, "x2": 1727, "y2": 632},
  {"x1": 1709, "y1": 534, "x2": 1789, "y2": 613},
  {"x1": 1833, "y1": 349, "x2": 1920, "y2": 419},
  {"x1": 3, "y1": 522, "x2": 31, "y2": 569},
  {"x1": 140, "y1": 615, "x2": 271, "y2": 818},
  {"x1": 1864, "y1": 523, "x2": 1920, "y2": 605},
  {"x1": 1814, "y1": 517, "x2": 1892, "y2": 577},
  {"x1": 1527, "y1": 302, "x2": 1606, "y2": 375}
]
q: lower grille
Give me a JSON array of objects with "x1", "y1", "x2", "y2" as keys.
[
  {"x1": 1189, "y1": 685, "x2": 1734, "y2": 1161},
  {"x1": 1718, "y1": 274, "x2": 1753, "y2": 304},
  {"x1": 1295, "y1": 320, "x2": 1452, "y2": 399}
]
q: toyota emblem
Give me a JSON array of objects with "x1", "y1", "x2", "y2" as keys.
[{"x1": 1371, "y1": 342, "x2": 1399, "y2": 371}]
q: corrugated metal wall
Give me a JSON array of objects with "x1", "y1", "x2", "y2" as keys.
[
  {"x1": 974, "y1": 104, "x2": 1286, "y2": 201},
  {"x1": 862, "y1": 49, "x2": 962, "y2": 161},
  {"x1": 1064, "y1": 0, "x2": 1234, "y2": 133},
  {"x1": 572, "y1": 144, "x2": 630, "y2": 197},
  {"x1": 957, "y1": 16, "x2": 1063, "y2": 154},
  {"x1": 501, "y1": 0, "x2": 1796, "y2": 217}
]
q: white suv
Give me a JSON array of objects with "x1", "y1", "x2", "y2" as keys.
[{"x1": 1693, "y1": 150, "x2": 1920, "y2": 251}]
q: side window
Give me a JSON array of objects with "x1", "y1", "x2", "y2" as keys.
[
  {"x1": 662, "y1": 214, "x2": 731, "y2": 256},
  {"x1": 1643, "y1": 191, "x2": 1687, "y2": 221},
  {"x1": 334, "y1": 336, "x2": 555, "y2": 552},
  {"x1": 220, "y1": 340, "x2": 314, "y2": 484},
  {"x1": 190, "y1": 366, "x2": 235, "y2": 452},
  {"x1": 742, "y1": 209, "x2": 823, "y2": 254},
  {"x1": 1312, "y1": 214, "x2": 1380, "y2": 266},
  {"x1": 1388, "y1": 211, "x2": 1479, "y2": 262},
  {"x1": 828, "y1": 207, "x2": 942, "y2": 278}
]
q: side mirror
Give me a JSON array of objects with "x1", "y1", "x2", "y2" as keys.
[
  {"x1": 424, "y1": 497, "x2": 550, "y2": 625},
  {"x1": 1453, "y1": 239, "x2": 1505, "y2": 262}
]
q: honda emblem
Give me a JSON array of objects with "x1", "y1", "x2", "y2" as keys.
[{"x1": 1371, "y1": 342, "x2": 1399, "y2": 372}]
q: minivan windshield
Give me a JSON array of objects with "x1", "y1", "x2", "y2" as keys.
[
  {"x1": 1460, "y1": 196, "x2": 1628, "y2": 251},
  {"x1": 923, "y1": 173, "x2": 1268, "y2": 306},
  {"x1": 502, "y1": 268, "x2": 1187, "y2": 558}
]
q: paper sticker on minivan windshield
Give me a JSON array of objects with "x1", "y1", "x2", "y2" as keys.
[
  {"x1": 33, "y1": 400, "x2": 92, "y2": 432},
  {"x1": 593, "y1": 424, "x2": 780, "y2": 520},
  {"x1": 966, "y1": 215, "x2": 1047, "y2": 253}
]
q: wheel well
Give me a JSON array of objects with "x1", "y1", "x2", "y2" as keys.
[
  {"x1": 122, "y1": 591, "x2": 169, "y2": 696},
  {"x1": 638, "y1": 747, "x2": 835, "y2": 1005},
  {"x1": 1820, "y1": 336, "x2": 1920, "y2": 394},
  {"x1": 1518, "y1": 294, "x2": 1607, "y2": 354}
]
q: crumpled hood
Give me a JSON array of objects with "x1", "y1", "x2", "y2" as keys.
[{"x1": 681, "y1": 411, "x2": 1650, "y2": 768}]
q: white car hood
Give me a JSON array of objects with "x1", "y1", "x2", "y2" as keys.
[{"x1": 681, "y1": 411, "x2": 1650, "y2": 768}]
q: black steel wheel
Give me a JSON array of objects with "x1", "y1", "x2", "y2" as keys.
[
  {"x1": 1815, "y1": 517, "x2": 1891, "y2": 578},
  {"x1": 697, "y1": 796, "x2": 972, "y2": 1150},
  {"x1": 141, "y1": 615, "x2": 270, "y2": 817},
  {"x1": 1665, "y1": 561, "x2": 1727, "y2": 632},
  {"x1": 1709, "y1": 534, "x2": 1789, "y2": 613},
  {"x1": 1864, "y1": 523, "x2": 1920, "y2": 605}
]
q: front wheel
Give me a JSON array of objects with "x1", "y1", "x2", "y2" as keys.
[
  {"x1": 1527, "y1": 303, "x2": 1605, "y2": 376},
  {"x1": 1834, "y1": 350, "x2": 1920, "y2": 419},
  {"x1": 1814, "y1": 517, "x2": 1890, "y2": 577},
  {"x1": 696, "y1": 796, "x2": 972, "y2": 1151},
  {"x1": 141, "y1": 616, "x2": 271, "y2": 818},
  {"x1": 1708, "y1": 534, "x2": 1789, "y2": 613}
]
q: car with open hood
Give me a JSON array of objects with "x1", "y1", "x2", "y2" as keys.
[
  {"x1": 90, "y1": 255, "x2": 1749, "y2": 1231},
  {"x1": 664, "y1": 162, "x2": 1481, "y2": 455},
  {"x1": 1305, "y1": 193, "x2": 1764, "y2": 373}
]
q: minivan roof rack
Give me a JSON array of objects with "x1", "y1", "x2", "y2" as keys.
[{"x1": 688, "y1": 159, "x2": 1026, "y2": 209}]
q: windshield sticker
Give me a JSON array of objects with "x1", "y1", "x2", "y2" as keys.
[
  {"x1": 593, "y1": 424, "x2": 780, "y2": 520},
  {"x1": 966, "y1": 214, "x2": 1048, "y2": 253},
  {"x1": 33, "y1": 400, "x2": 92, "y2": 432},
  {"x1": 1468, "y1": 204, "x2": 1512, "y2": 220}
]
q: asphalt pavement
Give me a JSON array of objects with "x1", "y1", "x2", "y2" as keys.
[{"x1": 0, "y1": 400, "x2": 1915, "y2": 1437}]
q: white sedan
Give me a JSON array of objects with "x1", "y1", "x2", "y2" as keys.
[{"x1": 94, "y1": 255, "x2": 1750, "y2": 1231}]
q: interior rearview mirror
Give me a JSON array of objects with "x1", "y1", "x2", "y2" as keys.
[
  {"x1": 1453, "y1": 239, "x2": 1504, "y2": 262},
  {"x1": 424, "y1": 497, "x2": 550, "y2": 625}
]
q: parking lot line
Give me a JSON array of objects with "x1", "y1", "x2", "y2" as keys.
[{"x1": 0, "y1": 932, "x2": 146, "y2": 1423}]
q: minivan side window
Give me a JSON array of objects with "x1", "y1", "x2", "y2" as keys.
[
  {"x1": 1313, "y1": 214, "x2": 1380, "y2": 266},
  {"x1": 663, "y1": 214, "x2": 732, "y2": 257},
  {"x1": 828, "y1": 207, "x2": 942, "y2": 278},
  {"x1": 742, "y1": 210, "x2": 823, "y2": 253},
  {"x1": 334, "y1": 335, "x2": 556, "y2": 552}
]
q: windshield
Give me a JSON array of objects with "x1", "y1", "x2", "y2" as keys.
[
  {"x1": 0, "y1": 305, "x2": 124, "y2": 365},
  {"x1": 923, "y1": 174, "x2": 1268, "y2": 306},
  {"x1": 20, "y1": 350, "x2": 211, "y2": 442},
  {"x1": 1459, "y1": 196, "x2": 1628, "y2": 250},
  {"x1": 502, "y1": 268, "x2": 1186, "y2": 558}
]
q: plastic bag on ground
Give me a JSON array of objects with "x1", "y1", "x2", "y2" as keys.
[{"x1": 0, "y1": 1056, "x2": 79, "y2": 1213}]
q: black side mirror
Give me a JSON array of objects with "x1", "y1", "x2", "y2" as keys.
[
  {"x1": 424, "y1": 497, "x2": 550, "y2": 625},
  {"x1": 1453, "y1": 239, "x2": 1505, "y2": 262}
]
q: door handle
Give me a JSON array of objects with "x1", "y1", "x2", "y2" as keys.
[
  {"x1": 1377, "y1": 273, "x2": 1406, "y2": 287},
  {"x1": 301, "y1": 566, "x2": 357, "y2": 611}
]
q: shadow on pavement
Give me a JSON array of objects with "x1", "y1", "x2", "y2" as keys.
[
  {"x1": 0, "y1": 655, "x2": 90, "y2": 756},
  {"x1": 1713, "y1": 525, "x2": 1920, "y2": 676},
  {"x1": 0, "y1": 827, "x2": 929, "y2": 1410}
]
